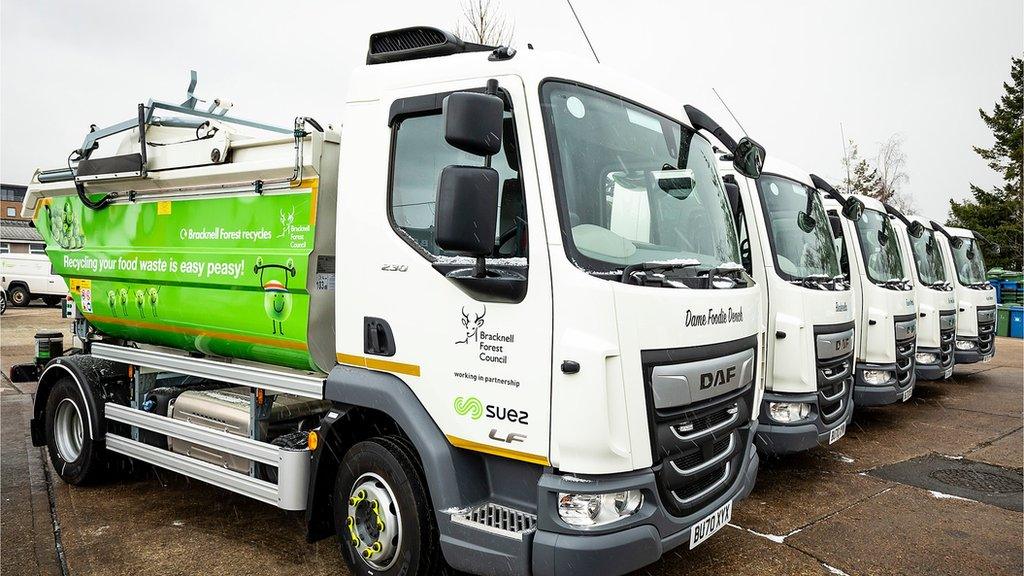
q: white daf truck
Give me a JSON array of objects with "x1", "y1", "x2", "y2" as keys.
[
  {"x1": 18, "y1": 27, "x2": 769, "y2": 576},
  {"x1": 930, "y1": 223, "x2": 997, "y2": 364},
  {"x1": 886, "y1": 209, "x2": 958, "y2": 380},
  {"x1": 814, "y1": 178, "x2": 918, "y2": 406},
  {"x1": 717, "y1": 159, "x2": 858, "y2": 454}
]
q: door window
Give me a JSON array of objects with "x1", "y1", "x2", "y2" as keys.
[{"x1": 389, "y1": 107, "x2": 525, "y2": 261}]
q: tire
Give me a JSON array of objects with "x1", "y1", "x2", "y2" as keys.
[
  {"x1": 44, "y1": 377, "x2": 105, "y2": 485},
  {"x1": 8, "y1": 285, "x2": 30, "y2": 307},
  {"x1": 43, "y1": 295, "x2": 62, "y2": 307},
  {"x1": 334, "y1": 436, "x2": 446, "y2": 576}
]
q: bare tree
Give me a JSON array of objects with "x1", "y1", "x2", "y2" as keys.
[
  {"x1": 454, "y1": 0, "x2": 515, "y2": 46},
  {"x1": 874, "y1": 134, "x2": 914, "y2": 212},
  {"x1": 840, "y1": 135, "x2": 915, "y2": 212}
]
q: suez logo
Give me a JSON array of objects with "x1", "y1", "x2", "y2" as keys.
[
  {"x1": 835, "y1": 301, "x2": 849, "y2": 312},
  {"x1": 699, "y1": 366, "x2": 737, "y2": 390},
  {"x1": 453, "y1": 396, "x2": 528, "y2": 444},
  {"x1": 453, "y1": 396, "x2": 529, "y2": 425}
]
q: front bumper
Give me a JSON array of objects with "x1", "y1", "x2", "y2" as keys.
[
  {"x1": 755, "y1": 390, "x2": 854, "y2": 455},
  {"x1": 853, "y1": 361, "x2": 916, "y2": 406},
  {"x1": 953, "y1": 337, "x2": 995, "y2": 364},
  {"x1": 531, "y1": 440, "x2": 760, "y2": 576},
  {"x1": 915, "y1": 346, "x2": 953, "y2": 381}
]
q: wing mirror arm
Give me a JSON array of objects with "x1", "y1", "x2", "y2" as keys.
[
  {"x1": 883, "y1": 202, "x2": 924, "y2": 237},
  {"x1": 810, "y1": 174, "x2": 864, "y2": 221},
  {"x1": 929, "y1": 221, "x2": 965, "y2": 249},
  {"x1": 683, "y1": 105, "x2": 766, "y2": 179}
]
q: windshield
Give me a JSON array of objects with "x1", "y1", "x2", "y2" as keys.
[
  {"x1": 909, "y1": 228, "x2": 947, "y2": 286},
  {"x1": 540, "y1": 82, "x2": 741, "y2": 279},
  {"x1": 855, "y1": 208, "x2": 904, "y2": 284},
  {"x1": 951, "y1": 237, "x2": 988, "y2": 286},
  {"x1": 756, "y1": 174, "x2": 840, "y2": 283}
]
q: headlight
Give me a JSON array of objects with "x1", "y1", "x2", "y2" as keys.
[
  {"x1": 915, "y1": 352, "x2": 938, "y2": 365},
  {"x1": 767, "y1": 401, "x2": 811, "y2": 423},
  {"x1": 955, "y1": 339, "x2": 977, "y2": 351},
  {"x1": 557, "y1": 490, "x2": 643, "y2": 527},
  {"x1": 862, "y1": 369, "x2": 894, "y2": 385}
]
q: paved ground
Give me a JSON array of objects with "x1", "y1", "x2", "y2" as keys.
[{"x1": 2, "y1": 305, "x2": 1021, "y2": 576}]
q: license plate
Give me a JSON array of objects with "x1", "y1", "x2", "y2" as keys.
[
  {"x1": 690, "y1": 500, "x2": 732, "y2": 549},
  {"x1": 944, "y1": 367, "x2": 953, "y2": 379},
  {"x1": 828, "y1": 422, "x2": 846, "y2": 444},
  {"x1": 901, "y1": 387, "x2": 913, "y2": 402}
]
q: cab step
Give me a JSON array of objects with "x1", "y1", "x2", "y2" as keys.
[{"x1": 450, "y1": 502, "x2": 536, "y2": 540}]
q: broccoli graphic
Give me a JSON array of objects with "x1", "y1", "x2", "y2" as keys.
[
  {"x1": 254, "y1": 257, "x2": 296, "y2": 335},
  {"x1": 107, "y1": 290, "x2": 118, "y2": 317}
]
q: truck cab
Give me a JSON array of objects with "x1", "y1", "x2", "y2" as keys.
[
  {"x1": 931, "y1": 225, "x2": 997, "y2": 364},
  {"x1": 823, "y1": 193, "x2": 917, "y2": 406},
  {"x1": 719, "y1": 159, "x2": 855, "y2": 454},
  {"x1": 887, "y1": 211, "x2": 957, "y2": 380},
  {"x1": 21, "y1": 28, "x2": 769, "y2": 576}
]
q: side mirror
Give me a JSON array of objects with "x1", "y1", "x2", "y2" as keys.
[
  {"x1": 950, "y1": 237, "x2": 964, "y2": 249},
  {"x1": 435, "y1": 166, "x2": 500, "y2": 257},
  {"x1": 798, "y1": 212, "x2": 816, "y2": 233},
  {"x1": 877, "y1": 229, "x2": 889, "y2": 245},
  {"x1": 907, "y1": 220, "x2": 925, "y2": 238},
  {"x1": 842, "y1": 198, "x2": 864, "y2": 221},
  {"x1": 443, "y1": 90, "x2": 504, "y2": 156},
  {"x1": 798, "y1": 187, "x2": 818, "y2": 233},
  {"x1": 733, "y1": 137, "x2": 766, "y2": 179}
]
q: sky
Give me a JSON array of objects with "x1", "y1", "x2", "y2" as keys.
[{"x1": 2, "y1": 0, "x2": 1021, "y2": 222}]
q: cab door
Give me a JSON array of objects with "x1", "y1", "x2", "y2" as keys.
[{"x1": 336, "y1": 75, "x2": 553, "y2": 466}]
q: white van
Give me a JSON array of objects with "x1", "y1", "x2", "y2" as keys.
[{"x1": 0, "y1": 252, "x2": 68, "y2": 306}]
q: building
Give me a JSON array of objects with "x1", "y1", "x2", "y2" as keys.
[{"x1": 1, "y1": 183, "x2": 45, "y2": 254}]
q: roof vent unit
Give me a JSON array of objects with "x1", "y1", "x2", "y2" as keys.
[{"x1": 366, "y1": 26, "x2": 494, "y2": 65}]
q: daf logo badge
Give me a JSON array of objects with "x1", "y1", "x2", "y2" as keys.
[{"x1": 700, "y1": 366, "x2": 737, "y2": 390}]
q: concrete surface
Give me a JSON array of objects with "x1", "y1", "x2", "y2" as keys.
[{"x1": 1, "y1": 305, "x2": 1021, "y2": 576}]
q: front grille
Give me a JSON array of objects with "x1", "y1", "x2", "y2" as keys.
[
  {"x1": 643, "y1": 336, "x2": 757, "y2": 518},
  {"x1": 894, "y1": 316, "x2": 917, "y2": 389},
  {"x1": 978, "y1": 306, "x2": 996, "y2": 356},
  {"x1": 816, "y1": 324, "x2": 855, "y2": 425},
  {"x1": 939, "y1": 311, "x2": 956, "y2": 369}
]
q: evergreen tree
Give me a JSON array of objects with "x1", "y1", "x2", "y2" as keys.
[
  {"x1": 948, "y1": 56, "x2": 1023, "y2": 271},
  {"x1": 841, "y1": 140, "x2": 882, "y2": 196}
]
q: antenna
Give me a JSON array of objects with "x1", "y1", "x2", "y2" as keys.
[
  {"x1": 840, "y1": 122, "x2": 851, "y2": 193},
  {"x1": 712, "y1": 88, "x2": 748, "y2": 137},
  {"x1": 566, "y1": 0, "x2": 600, "y2": 64}
]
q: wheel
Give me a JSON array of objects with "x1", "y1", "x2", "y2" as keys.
[
  {"x1": 0, "y1": 291, "x2": 6, "y2": 315},
  {"x1": 334, "y1": 436, "x2": 446, "y2": 576},
  {"x1": 44, "y1": 377, "x2": 105, "y2": 485},
  {"x1": 8, "y1": 285, "x2": 30, "y2": 307},
  {"x1": 43, "y1": 295, "x2": 62, "y2": 307}
]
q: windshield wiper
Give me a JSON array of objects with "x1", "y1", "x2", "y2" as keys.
[
  {"x1": 697, "y1": 262, "x2": 750, "y2": 289},
  {"x1": 882, "y1": 278, "x2": 911, "y2": 290},
  {"x1": 621, "y1": 260, "x2": 701, "y2": 286}
]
